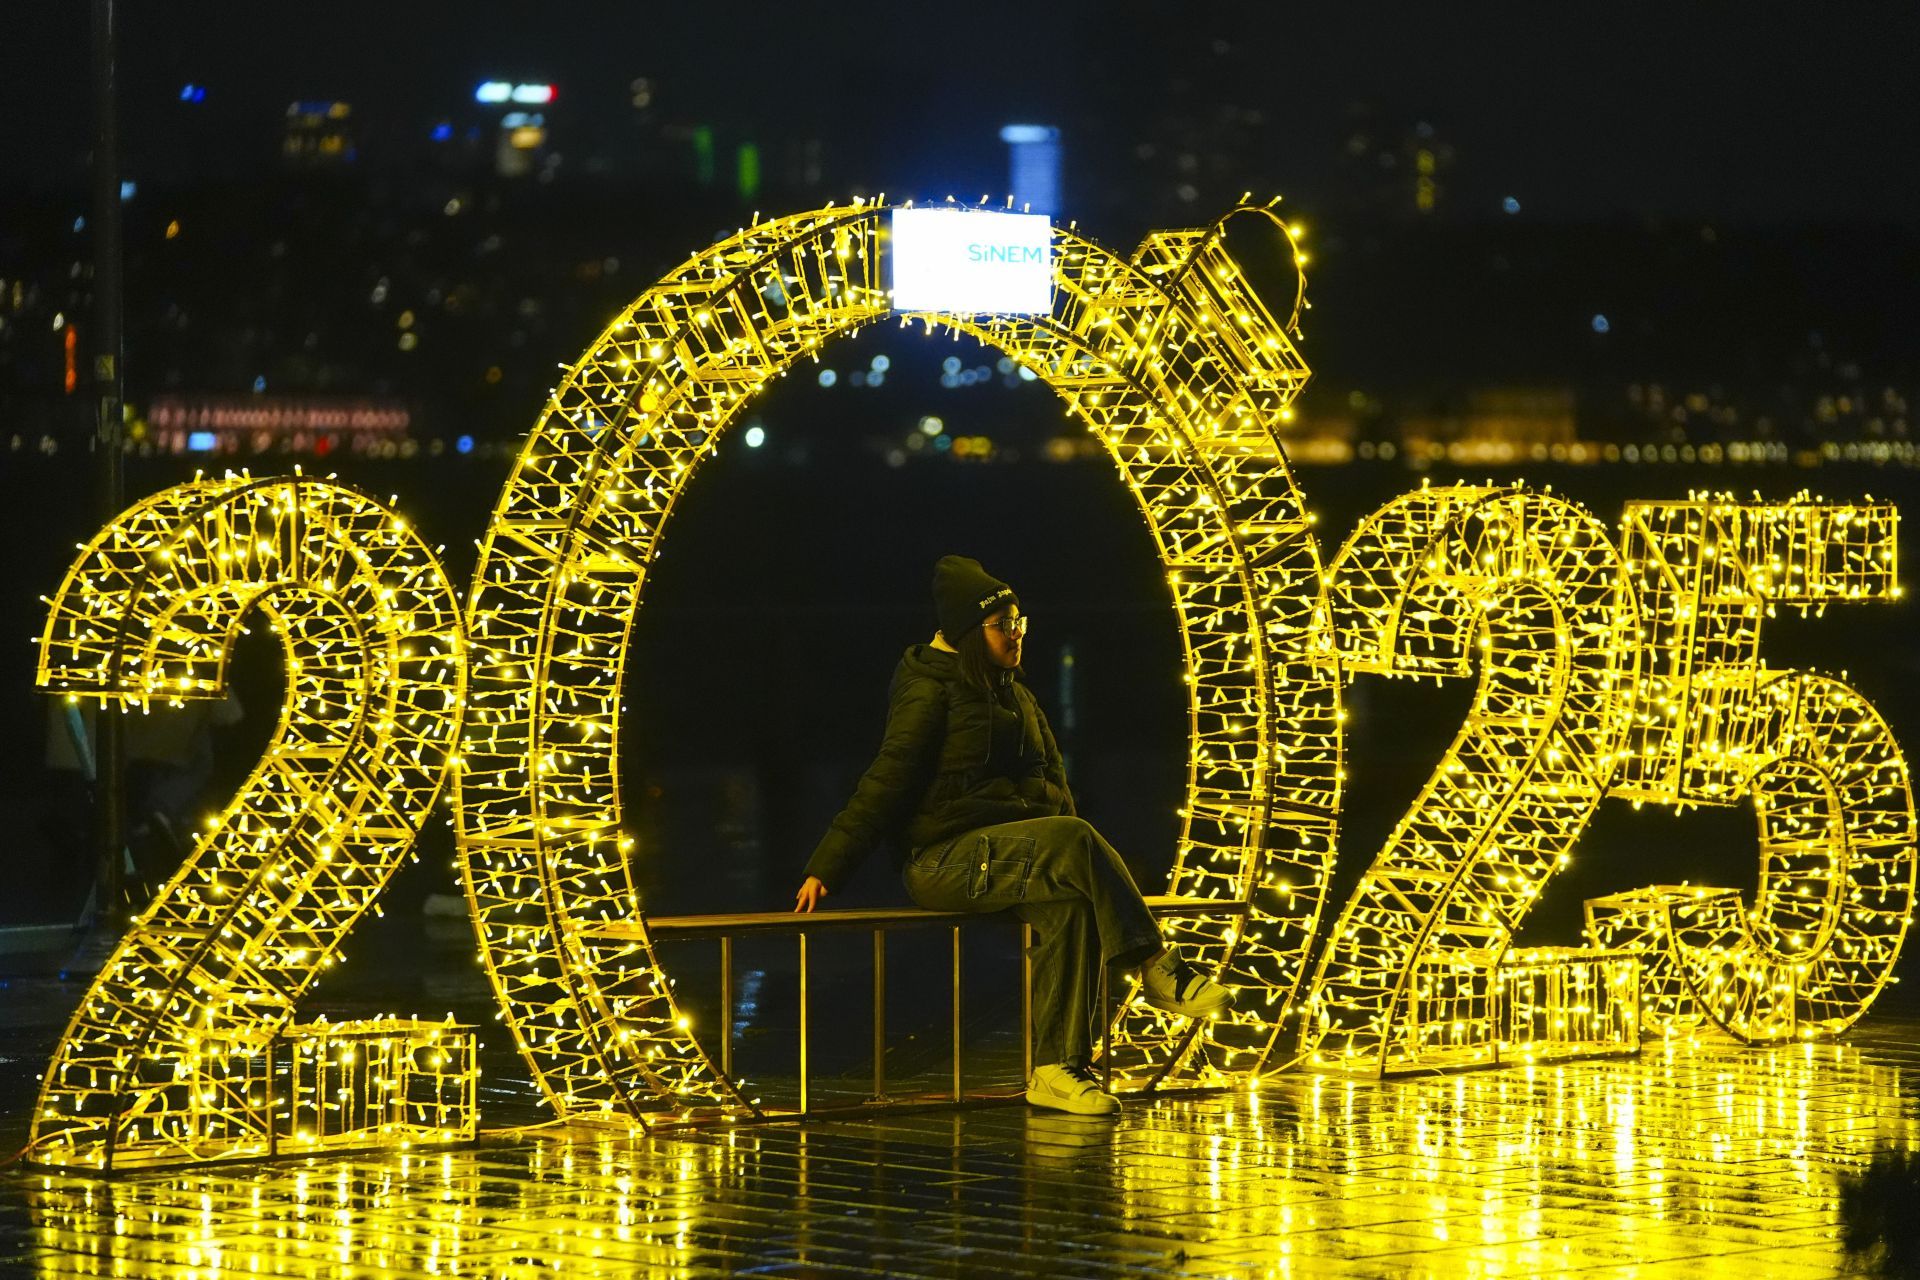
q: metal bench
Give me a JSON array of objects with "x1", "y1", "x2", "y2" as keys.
[{"x1": 586, "y1": 895, "x2": 1247, "y2": 1117}]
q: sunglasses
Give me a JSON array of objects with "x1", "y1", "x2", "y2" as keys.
[{"x1": 986, "y1": 615, "x2": 1029, "y2": 639}]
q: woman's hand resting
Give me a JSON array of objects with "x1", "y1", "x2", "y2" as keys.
[{"x1": 793, "y1": 875, "x2": 829, "y2": 913}]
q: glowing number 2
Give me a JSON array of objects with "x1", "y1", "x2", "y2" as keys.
[
  {"x1": 1299, "y1": 484, "x2": 1637, "y2": 1070},
  {"x1": 30, "y1": 476, "x2": 467, "y2": 1167}
]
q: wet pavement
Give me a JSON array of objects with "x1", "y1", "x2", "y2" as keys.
[
  {"x1": 0, "y1": 1009, "x2": 1915, "y2": 1277},
  {"x1": 3, "y1": 776, "x2": 1917, "y2": 1276}
]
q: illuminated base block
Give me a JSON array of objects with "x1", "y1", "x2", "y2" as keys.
[
  {"x1": 1587, "y1": 885, "x2": 1802, "y2": 1043},
  {"x1": 1495, "y1": 947, "x2": 1642, "y2": 1063},
  {"x1": 1368, "y1": 948, "x2": 1643, "y2": 1077},
  {"x1": 30, "y1": 1017, "x2": 477, "y2": 1172},
  {"x1": 1586, "y1": 887, "x2": 1714, "y2": 1035}
]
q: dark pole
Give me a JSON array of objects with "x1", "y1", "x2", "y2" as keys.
[{"x1": 91, "y1": 0, "x2": 125, "y2": 927}]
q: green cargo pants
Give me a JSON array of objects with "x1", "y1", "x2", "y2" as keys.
[{"x1": 902, "y1": 815, "x2": 1165, "y2": 1070}]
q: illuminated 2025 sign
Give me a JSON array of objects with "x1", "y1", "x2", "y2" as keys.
[{"x1": 28, "y1": 199, "x2": 1916, "y2": 1170}]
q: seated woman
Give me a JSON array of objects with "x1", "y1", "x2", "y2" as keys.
[{"x1": 794, "y1": 555, "x2": 1233, "y2": 1116}]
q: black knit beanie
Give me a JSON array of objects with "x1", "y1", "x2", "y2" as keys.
[{"x1": 932, "y1": 555, "x2": 1018, "y2": 643}]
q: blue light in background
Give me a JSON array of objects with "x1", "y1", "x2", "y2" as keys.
[
  {"x1": 179, "y1": 84, "x2": 206, "y2": 103},
  {"x1": 455, "y1": 434, "x2": 475, "y2": 454},
  {"x1": 431, "y1": 123, "x2": 453, "y2": 142},
  {"x1": 1502, "y1": 196, "x2": 1522, "y2": 214},
  {"x1": 187, "y1": 431, "x2": 217, "y2": 452},
  {"x1": 1591, "y1": 314, "x2": 1611, "y2": 334}
]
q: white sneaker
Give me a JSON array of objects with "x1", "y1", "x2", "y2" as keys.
[
  {"x1": 1025, "y1": 1062, "x2": 1121, "y2": 1116},
  {"x1": 1138, "y1": 950, "x2": 1236, "y2": 1018}
]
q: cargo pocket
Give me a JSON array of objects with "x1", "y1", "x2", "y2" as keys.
[{"x1": 967, "y1": 834, "x2": 1036, "y2": 904}]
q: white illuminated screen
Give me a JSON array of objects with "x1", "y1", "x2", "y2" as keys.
[{"x1": 890, "y1": 209, "x2": 1053, "y2": 314}]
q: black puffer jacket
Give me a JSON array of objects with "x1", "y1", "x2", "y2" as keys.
[{"x1": 803, "y1": 643, "x2": 1075, "y2": 891}]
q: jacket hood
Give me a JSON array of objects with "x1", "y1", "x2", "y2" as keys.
[
  {"x1": 899, "y1": 642, "x2": 956, "y2": 679},
  {"x1": 899, "y1": 642, "x2": 1018, "y2": 689}
]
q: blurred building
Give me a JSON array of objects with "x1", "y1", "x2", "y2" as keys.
[
  {"x1": 144, "y1": 394, "x2": 410, "y2": 457},
  {"x1": 1399, "y1": 388, "x2": 1577, "y2": 463},
  {"x1": 1338, "y1": 107, "x2": 1455, "y2": 217},
  {"x1": 1277, "y1": 411, "x2": 1358, "y2": 465},
  {"x1": 780, "y1": 137, "x2": 827, "y2": 191},
  {"x1": 1001, "y1": 125, "x2": 1062, "y2": 216},
  {"x1": 495, "y1": 111, "x2": 551, "y2": 179},
  {"x1": 282, "y1": 102, "x2": 356, "y2": 170},
  {"x1": 473, "y1": 82, "x2": 558, "y2": 180}
]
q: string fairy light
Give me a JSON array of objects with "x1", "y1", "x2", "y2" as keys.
[
  {"x1": 29, "y1": 474, "x2": 472, "y2": 1169},
  {"x1": 456, "y1": 199, "x2": 1344, "y2": 1122}
]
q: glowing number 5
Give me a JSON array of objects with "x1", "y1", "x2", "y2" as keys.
[{"x1": 1589, "y1": 499, "x2": 1916, "y2": 1041}]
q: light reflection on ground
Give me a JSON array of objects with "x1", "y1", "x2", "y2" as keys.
[{"x1": 8, "y1": 1022, "x2": 1916, "y2": 1278}]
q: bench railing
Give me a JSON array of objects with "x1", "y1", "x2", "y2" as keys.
[{"x1": 585, "y1": 896, "x2": 1247, "y2": 1118}]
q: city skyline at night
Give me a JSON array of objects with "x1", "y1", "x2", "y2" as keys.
[{"x1": 2, "y1": 2, "x2": 1917, "y2": 223}]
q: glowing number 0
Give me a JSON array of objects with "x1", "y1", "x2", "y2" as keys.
[{"x1": 453, "y1": 201, "x2": 1341, "y2": 1119}]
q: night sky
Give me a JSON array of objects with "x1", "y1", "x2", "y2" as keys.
[{"x1": 3, "y1": 1, "x2": 1917, "y2": 222}]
